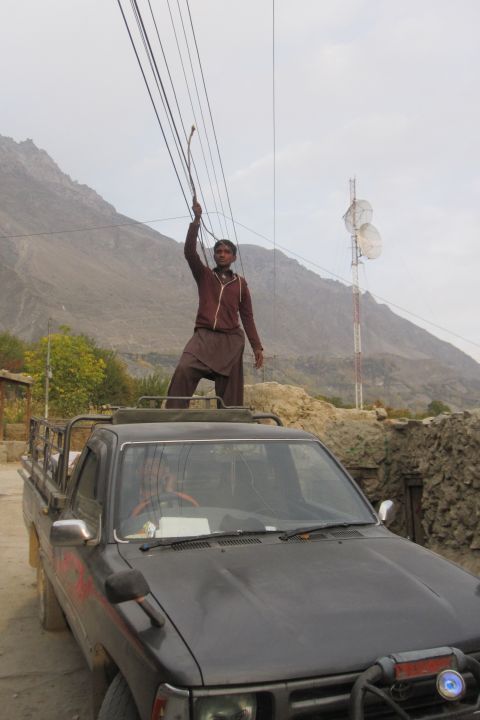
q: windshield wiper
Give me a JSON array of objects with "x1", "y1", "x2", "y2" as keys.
[
  {"x1": 279, "y1": 521, "x2": 374, "y2": 541},
  {"x1": 140, "y1": 529, "x2": 281, "y2": 552}
]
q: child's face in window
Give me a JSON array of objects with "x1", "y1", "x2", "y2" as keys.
[{"x1": 140, "y1": 457, "x2": 176, "y2": 497}]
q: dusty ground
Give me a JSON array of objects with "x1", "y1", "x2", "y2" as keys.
[{"x1": 0, "y1": 464, "x2": 91, "y2": 720}]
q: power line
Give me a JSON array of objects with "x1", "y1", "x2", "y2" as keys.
[
  {"x1": 185, "y1": 0, "x2": 247, "y2": 276},
  {"x1": 116, "y1": 0, "x2": 192, "y2": 214},
  {"x1": 129, "y1": 0, "x2": 192, "y2": 192},
  {"x1": 118, "y1": 0, "x2": 248, "y2": 267},
  {"x1": 118, "y1": 0, "x2": 217, "y2": 265},
  {"x1": 146, "y1": 0, "x2": 217, "y2": 249},
  {"x1": 4, "y1": 209, "x2": 480, "y2": 353},
  {"x1": 165, "y1": 0, "x2": 225, "y2": 241},
  {"x1": 0, "y1": 215, "x2": 191, "y2": 239},
  {"x1": 176, "y1": 0, "x2": 230, "y2": 241},
  {"x1": 129, "y1": 1, "x2": 214, "y2": 266}
]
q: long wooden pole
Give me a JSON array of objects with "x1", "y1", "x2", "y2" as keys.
[{"x1": 0, "y1": 379, "x2": 4, "y2": 441}]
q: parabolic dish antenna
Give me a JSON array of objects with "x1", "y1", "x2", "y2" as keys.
[
  {"x1": 357, "y1": 223, "x2": 382, "y2": 259},
  {"x1": 343, "y1": 199, "x2": 373, "y2": 233}
]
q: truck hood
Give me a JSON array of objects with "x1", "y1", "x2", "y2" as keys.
[{"x1": 121, "y1": 534, "x2": 480, "y2": 686}]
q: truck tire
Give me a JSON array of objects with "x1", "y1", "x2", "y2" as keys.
[
  {"x1": 37, "y1": 559, "x2": 67, "y2": 631},
  {"x1": 97, "y1": 674, "x2": 140, "y2": 720}
]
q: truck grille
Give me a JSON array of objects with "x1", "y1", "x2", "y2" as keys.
[
  {"x1": 244, "y1": 655, "x2": 480, "y2": 719},
  {"x1": 284, "y1": 666, "x2": 479, "y2": 720}
]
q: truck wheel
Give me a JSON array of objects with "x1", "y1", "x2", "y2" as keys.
[
  {"x1": 37, "y1": 559, "x2": 67, "y2": 631},
  {"x1": 97, "y1": 674, "x2": 140, "y2": 720}
]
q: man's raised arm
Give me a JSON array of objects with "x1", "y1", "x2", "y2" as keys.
[{"x1": 184, "y1": 200, "x2": 205, "y2": 280}]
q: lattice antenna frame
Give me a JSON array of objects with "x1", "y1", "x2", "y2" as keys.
[
  {"x1": 348, "y1": 179, "x2": 363, "y2": 410},
  {"x1": 343, "y1": 181, "x2": 383, "y2": 409}
]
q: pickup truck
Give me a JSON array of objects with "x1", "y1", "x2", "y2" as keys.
[{"x1": 20, "y1": 399, "x2": 480, "y2": 720}]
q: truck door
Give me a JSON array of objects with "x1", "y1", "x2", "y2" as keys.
[{"x1": 55, "y1": 440, "x2": 106, "y2": 662}]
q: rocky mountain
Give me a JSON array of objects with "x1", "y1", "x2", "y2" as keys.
[{"x1": 1, "y1": 134, "x2": 479, "y2": 409}]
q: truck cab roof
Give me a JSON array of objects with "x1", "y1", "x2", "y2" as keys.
[{"x1": 101, "y1": 420, "x2": 316, "y2": 444}]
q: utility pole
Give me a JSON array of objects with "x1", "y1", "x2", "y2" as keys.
[
  {"x1": 343, "y1": 180, "x2": 382, "y2": 411},
  {"x1": 45, "y1": 319, "x2": 52, "y2": 419},
  {"x1": 349, "y1": 179, "x2": 363, "y2": 410}
]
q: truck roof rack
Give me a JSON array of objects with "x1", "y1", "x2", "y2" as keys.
[
  {"x1": 130, "y1": 396, "x2": 283, "y2": 426},
  {"x1": 113, "y1": 407, "x2": 255, "y2": 424},
  {"x1": 137, "y1": 394, "x2": 239, "y2": 409}
]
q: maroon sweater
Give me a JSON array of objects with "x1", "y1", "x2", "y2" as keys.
[{"x1": 184, "y1": 222, "x2": 263, "y2": 352}]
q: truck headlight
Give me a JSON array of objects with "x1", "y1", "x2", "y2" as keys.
[
  {"x1": 194, "y1": 693, "x2": 257, "y2": 720},
  {"x1": 436, "y1": 670, "x2": 466, "y2": 701}
]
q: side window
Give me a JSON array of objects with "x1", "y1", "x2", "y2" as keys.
[{"x1": 71, "y1": 448, "x2": 102, "y2": 532}]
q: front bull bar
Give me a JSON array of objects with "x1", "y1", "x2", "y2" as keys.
[{"x1": 349, "y1": 647, "x2": 480, "y2": 720}]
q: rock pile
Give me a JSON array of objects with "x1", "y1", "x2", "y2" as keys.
[{"x1": 244, "y1": 382, "x2": 387, "y2": 468}]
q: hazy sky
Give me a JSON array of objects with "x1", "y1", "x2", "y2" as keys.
[{"x1": 2, "y1": 0, "x2": 480, "y2": 361}]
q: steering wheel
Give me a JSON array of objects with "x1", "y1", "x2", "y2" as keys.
[{"x1": 131, "y1": 491, "x2": 199, "y2": 518}]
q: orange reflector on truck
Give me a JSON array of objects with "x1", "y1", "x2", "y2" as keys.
[{"x1": 395, "y1": 655, "x2": 453, "y2": 680}]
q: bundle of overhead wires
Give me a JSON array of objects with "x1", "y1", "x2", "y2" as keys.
[{"x1": 116, "y1": 0, "x2": 245, "y2": 275}]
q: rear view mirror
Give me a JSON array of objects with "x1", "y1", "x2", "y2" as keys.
[
  {"x1": 105, "y1": 569, "x2": 149, "y2": 603},
  {"x1": 378, "y1": 499, "x2": 396, "y2": 527},
  {"x1": 105, "y1": 569, "x2": 165, "y2": 628},
  {"x1": 51, "y1": 519, "x2": 96, "y2": 546}
]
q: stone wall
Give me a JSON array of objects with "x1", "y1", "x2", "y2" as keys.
[
  {"x1": 0, "y1": 441, "x2": 27, "y2": 463},
  {"x1": 379, "y1": 410, "x2": 480, "y2": 574},
  {"x1": 4, "y1": 423, "x2": 27, "y2": 441},
  {"x1": 1, "y1": 423, "x2": 30, "y2": 463}
]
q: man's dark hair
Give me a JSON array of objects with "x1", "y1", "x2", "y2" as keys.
[{"x1": 214, "y1": 239, "x2": 237, "y2": 256}]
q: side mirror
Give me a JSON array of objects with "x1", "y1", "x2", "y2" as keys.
[
  {"x1": 378, "y1": 499, "x2": 396, "y2": 527},
  {"x1": 105, "y1": 570, "x2": 165, "y2": 627},
  {"x1": 105, "y1": 569, "x2": 149, "y2": 603},
  {"x1": 51, "y1": 519, "x2": 96, "y2": 546}
]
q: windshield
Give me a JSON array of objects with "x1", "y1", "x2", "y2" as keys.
[{"x1": 115, "y1": 440, "x2": 376, "y2": 540}]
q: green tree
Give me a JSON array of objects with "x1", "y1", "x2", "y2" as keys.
[
  {"x1": 0, "y1": 331, "x2": 27, "y2": 372},
  {"x1": 25, "y1": 329, "x2": 106, "y2": 417},
  {"x1": 427, "y1": 399, "x2": 451, "y2": 416},
  {"x1": 91, "y1": 348, "x2": 134, "y2": 407}
]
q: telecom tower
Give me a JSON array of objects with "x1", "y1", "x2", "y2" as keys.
[{"x1": 343, "y1": 180, "x2": 382, "y2": 409}]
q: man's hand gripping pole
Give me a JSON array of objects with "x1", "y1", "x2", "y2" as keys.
[{"x1": 187, "y1": 125, "x2": 220, "y2": 241}]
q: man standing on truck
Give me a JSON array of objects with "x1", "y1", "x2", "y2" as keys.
[{"x1": 166, "y1": 201, "x2": 263, "y2": 408}]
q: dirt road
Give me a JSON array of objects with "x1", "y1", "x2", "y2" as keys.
[{"x1": 0, "y1": 464, "x2": 91, "y2": 719}]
